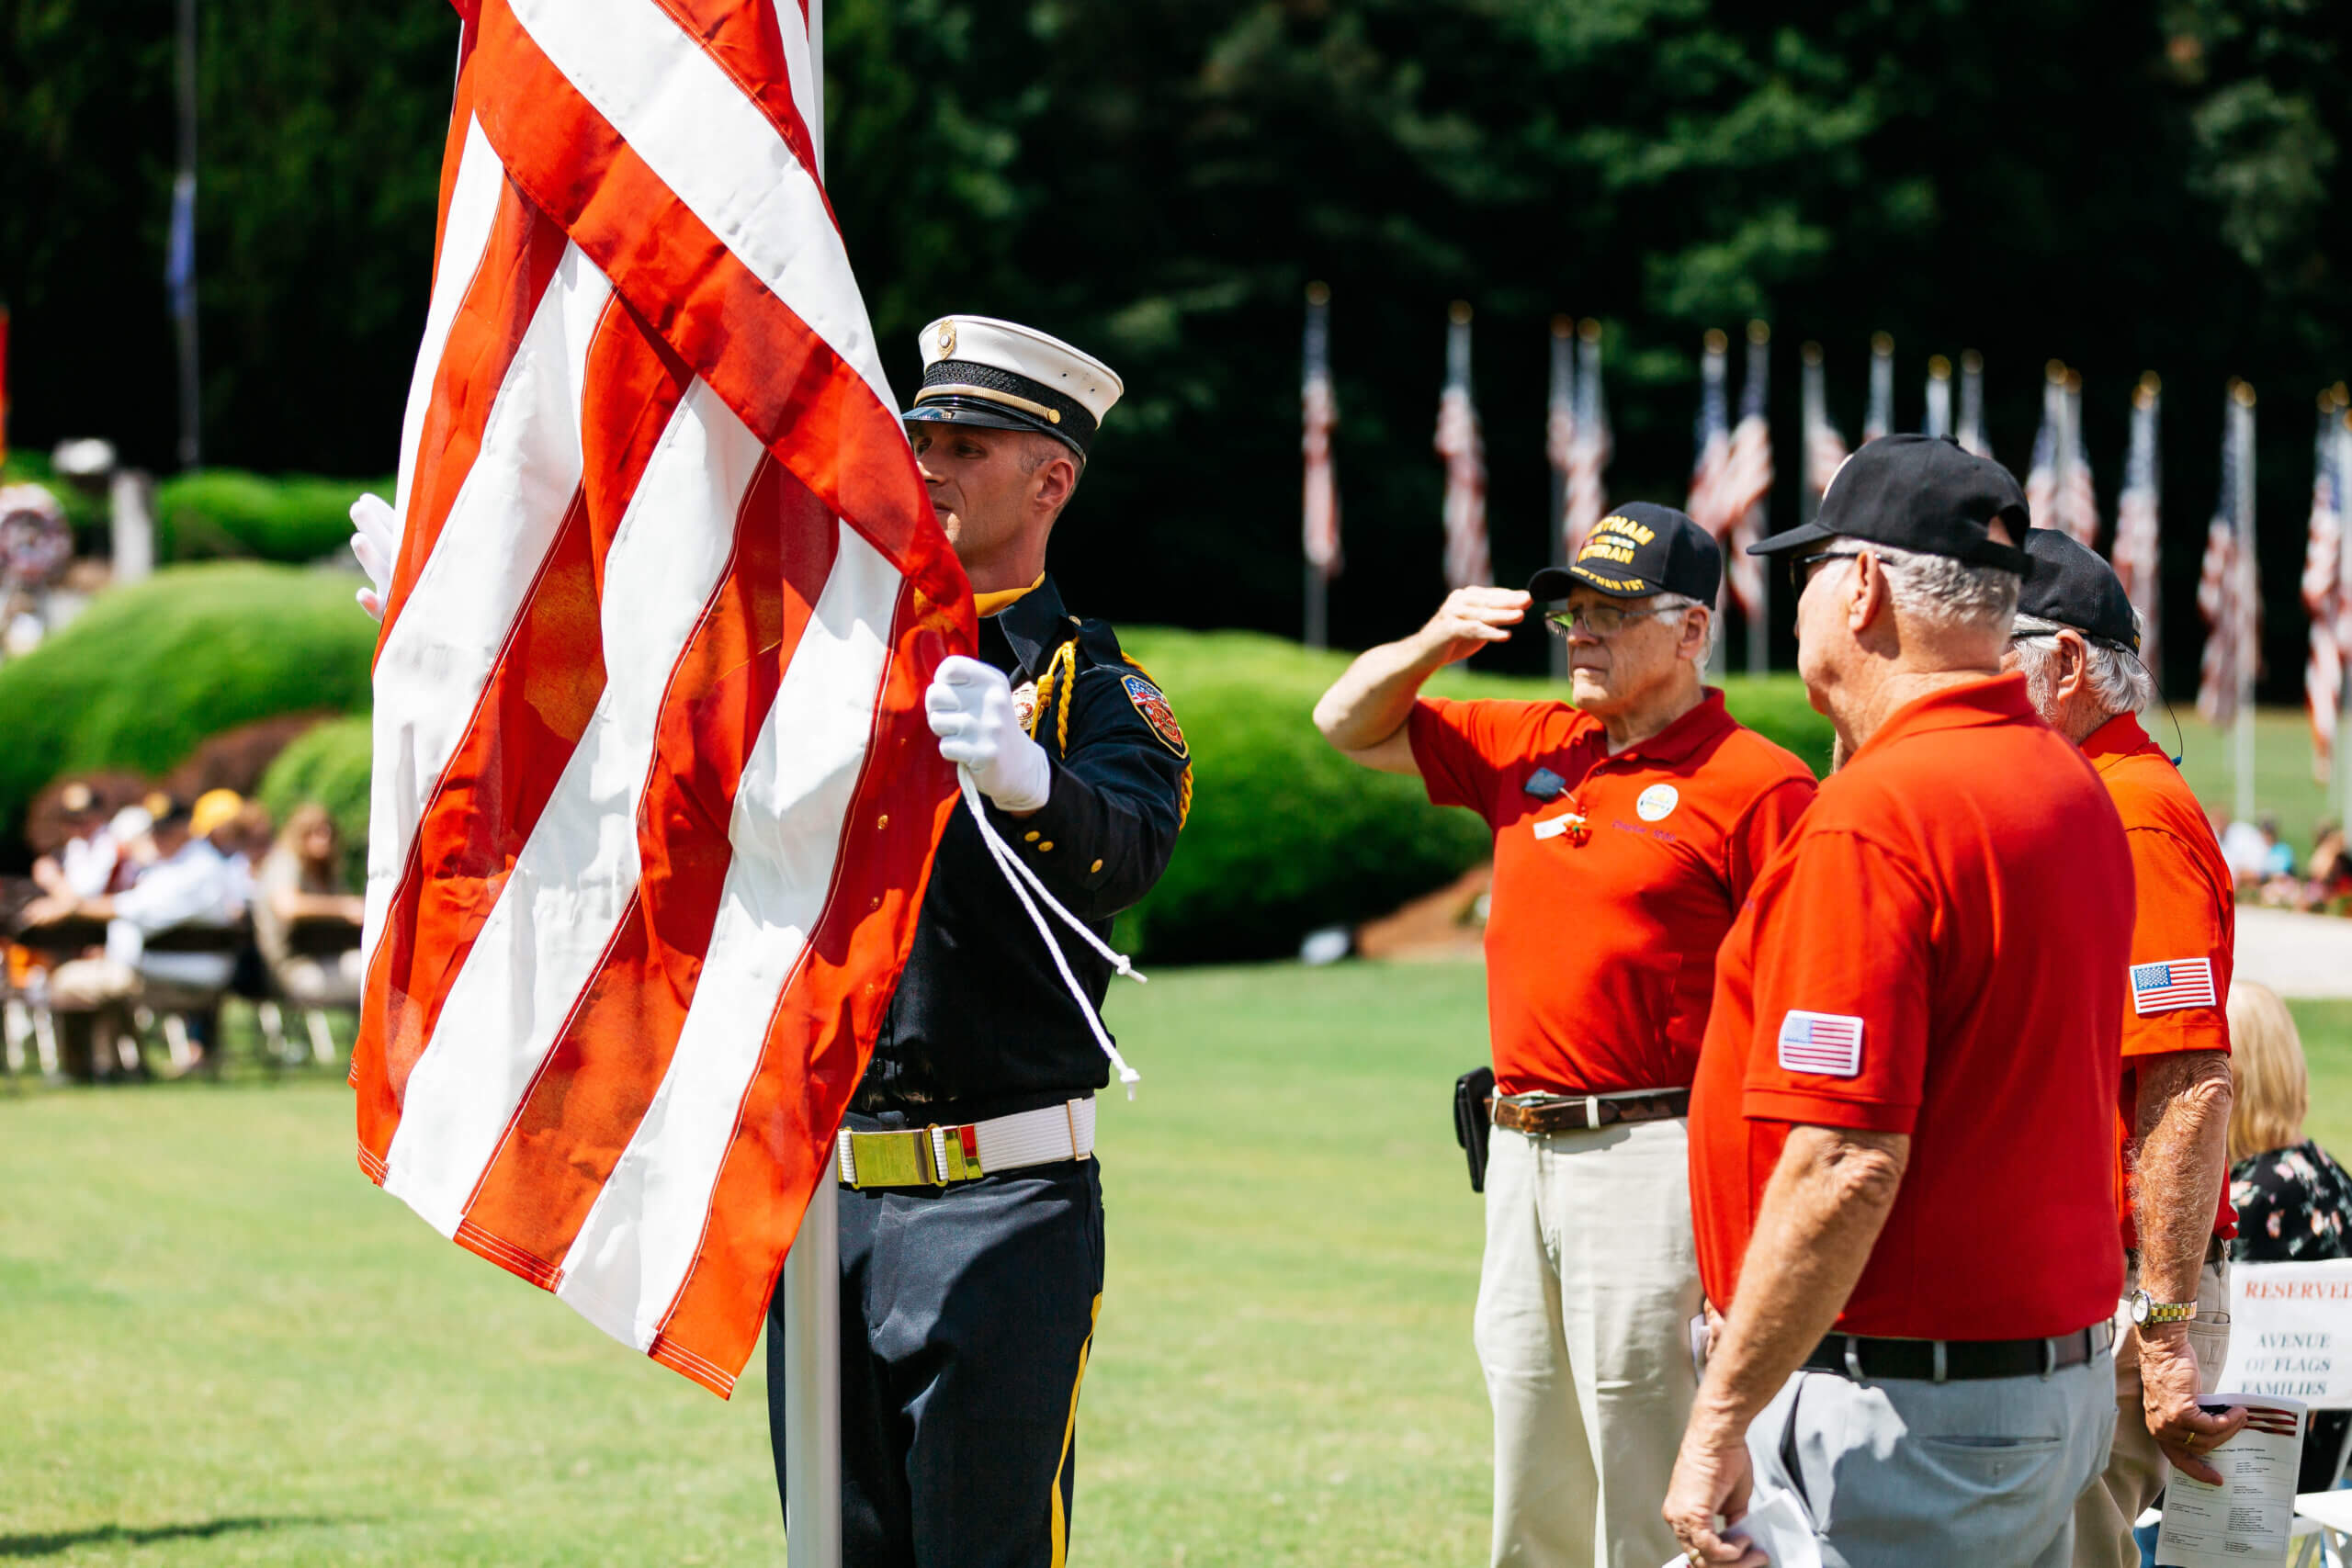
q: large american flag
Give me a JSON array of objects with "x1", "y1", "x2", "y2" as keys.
[
  {"x1": 2304, "y1": 393, "x2": 2346, "y2": 778},
  {"x1": 1565, "y1": 321, "x2": 1611, "y2": 553},
  {"x1": 1302, "y1": 289, "x2": 1340, "y2": 580},
  {"x1": 2026, "y1": 367, "x2": 2062, "y2": 532},
  {"x1": 1435, "y1": 305, "x2": 1489, "y2": 590},
  {"x1": 353, "y1": 0, "x2": 967, "y2": 1397},
  {"x1": 1723, "y1": 327, "x2": 1774, "y2": 621},
  {"x1": 2111, "y1": 376, "x2": 2163, "y2": 683}
]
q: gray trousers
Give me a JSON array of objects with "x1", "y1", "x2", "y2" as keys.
[{"x1": 1747, "y1": 1354, "x2": 2118, "y2": 1568}]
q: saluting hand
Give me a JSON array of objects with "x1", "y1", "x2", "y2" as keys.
[
  {"x1": 927, "y1": 656, "x2": 1053, "y2": 815},
  {"x1": 2139, "y1": 1327, "x2": 2245, "y2": 1485},
  {"x1": 1416, "y1": 586, "x2": 1530, "y2": 668}
]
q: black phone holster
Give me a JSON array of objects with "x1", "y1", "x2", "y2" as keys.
[{"x1": 1453, "y1": 1065, "x2": 1496, "y2": 1192}]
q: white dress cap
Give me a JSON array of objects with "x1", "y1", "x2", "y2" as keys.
[{"x1": 918, "y1": 316, "x2": 1124, "y2": 430}]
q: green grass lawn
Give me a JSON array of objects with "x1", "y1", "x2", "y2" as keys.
[
  {"x1": 6, "y1": 964, "x2": 2349, "y2": 1566},
  {"x1": 2173, "y1": 705, "x2": 2350, "y2": 860}
]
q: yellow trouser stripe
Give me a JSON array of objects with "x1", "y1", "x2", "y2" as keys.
[{"x1": 1049, "y1": 1293, "x2": 1103, "y2": 1568}]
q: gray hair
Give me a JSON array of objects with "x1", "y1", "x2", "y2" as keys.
[
  {"x1": 1829, "y1": 537, "x2": 2020, "y2": 635},
  {"x1": 1656, "y1": 592, "x2": 1712, "y2": 676},
  {"x1": 2011, "y1": 611, "x2": 2158, "y2": 717}
]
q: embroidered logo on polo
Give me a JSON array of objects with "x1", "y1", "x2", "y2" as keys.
[
  {"x1": 1636, "y1": 784, "x2": 1679, "y2": 821},
  {"x1": 1777, "y1": 1010, "x2": 1864, "y2": 1077},
  {"x1": 2130, "y1": 957, "x2": 2217, "y2": 1015},
  {"x1": 1120, "y1": 672, "x2": 1188, "y2": 758}
]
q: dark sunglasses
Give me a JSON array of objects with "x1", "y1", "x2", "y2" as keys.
[{"x1": 1788, "y1": 549, "x2": 1866, "y2": 598}]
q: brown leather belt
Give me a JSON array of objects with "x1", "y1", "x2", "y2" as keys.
[{"x1": 1489, "y1": 1089, "x2": 1690, "y2": 1134}]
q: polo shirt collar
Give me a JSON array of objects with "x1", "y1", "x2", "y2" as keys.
[
  {"x1": 1852, "y1": 671, "x2": 2036, "y2": 762},
  {"x1": 2081, "y1": 712, "x2": 2157, "y2": 771},
  {"x1": 1593, "y1": 687, "x2": 1735, "y2": 766}
]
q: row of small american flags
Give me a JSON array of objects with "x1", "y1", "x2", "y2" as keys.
[{"x1": 1301, "y1": 298, "x2": 2352, "y2": 736}]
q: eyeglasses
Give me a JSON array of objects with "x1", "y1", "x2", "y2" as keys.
[
  {"x1": 1544, "y1": 603, "x2": 1688, "y2": 637},
  {"x1": 1788, "y1": 549, "x2": 1866, "y2": 597}
]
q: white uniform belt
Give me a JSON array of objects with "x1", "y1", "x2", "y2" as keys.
[{"x1": 835, "y1": 1098, "x2": 1096, "y2": 1189}]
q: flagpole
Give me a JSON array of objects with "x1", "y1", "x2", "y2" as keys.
[
  {"x1": 2235, "y1": 380, "x2": 2257, "y2": 826},
  {"x1": 782, "y1": 1, "x2": 843, "y2": 1560},
  {"x1": 1303, "y1": 282, "x2": 1331, "y2": 651},
  {"x1": 1548, "y1": 316, "x2": 1573, "y2": 681},
  {"x1": 2335, "y1": 391, "x2": 2352, "y2": 834},
  {"x1": 172, "y1": 0, "x2": 201, "y2": 468}
]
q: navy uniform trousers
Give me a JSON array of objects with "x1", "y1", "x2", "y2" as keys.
[{"x1": 766, "y1": 1149, "x2": 1105, "y2": 1568}]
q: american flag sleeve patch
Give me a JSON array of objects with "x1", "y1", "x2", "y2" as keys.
[
  {"x1": 1777, "y1": 1010, "x2": 1865, "y2": 1077},
  {"x1": 2130, "y1": 958, "x2": 2219, "y2": 1015}
]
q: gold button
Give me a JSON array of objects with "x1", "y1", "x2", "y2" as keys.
[
  {"x1": 1090, "y1": 859, "x2": 1103, "y2": 874},
  {"x1": 1024, "y1": 830, "x2": 1040, "y2": 842},
  {"x1": 876, "y1": 814, "x2": 888, "y2": 830},
  {"x1": 1038, "y1": 841, "x2": 1055, "y2": 852}
]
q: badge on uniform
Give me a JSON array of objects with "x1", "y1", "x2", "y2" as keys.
[
  {"x1": 1120, "y1": 671, "x2": 1187, "y2": 758},
  {"x1": 1011, "y1": 680, "x2": 1040, "y2": 734},
  {"x1": 1777, "y1": 1010, "x2": 1863, "y2": 1077}
]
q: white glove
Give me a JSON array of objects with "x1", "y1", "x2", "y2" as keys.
[
  {"x1": 350, "y1": 491, "x2": 401, "y2": 622},
  {"x1": 926, "y1": 656, "x2": 1052, "y2": 813}
]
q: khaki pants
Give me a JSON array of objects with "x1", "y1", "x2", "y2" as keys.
[
  {"x1": 46, "y1": 955, "x2": 141, "y2": 1010},
  {"x1": 1474, "y1": 1118, "x2": 1701, "y2": 1568},
  {"x1": 2071, "y1": 1255, "x2": 2233, "y2": 1568}
]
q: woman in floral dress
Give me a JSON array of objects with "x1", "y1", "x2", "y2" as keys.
[{"x1": 2226, "y1": 981, "x2": 2352, "y2": 1490}]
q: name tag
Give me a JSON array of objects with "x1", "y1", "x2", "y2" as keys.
[{"x1": 1533, "y1": 816, "x2": 1573, "y2": 841}]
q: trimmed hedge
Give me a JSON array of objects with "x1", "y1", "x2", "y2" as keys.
[
  {"x1": 256, "y1": 714, "x2": 374, "y2": 890},
  {"x1": 154, "y1": 469, "x2": 386, "y2": 563},
  {"x1": 0, "y1": 562, "x2": 377, "y2": 844},
  {"x1": 1114, "y1": 630, "x2": 1834, "y2": 962}
]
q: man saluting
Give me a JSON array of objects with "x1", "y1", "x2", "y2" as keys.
[{"x1": 786, "y1": 317, "x2": 1191, "y2": 1568}]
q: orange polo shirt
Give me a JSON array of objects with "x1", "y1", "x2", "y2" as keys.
[
  {"x1": 2083, "y1": 713, "x2": 2238, "y2": 1247},
  {"x1": 1689, "y1": 675, "x2": 2132, "y2": 1339},
  {"x1": 1408, "y1": 689, "x2": 1816, "y2": 1097}
]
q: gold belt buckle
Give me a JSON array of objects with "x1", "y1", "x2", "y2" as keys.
[{"x1": 846, "y1": 1123, "x2": 984, "y2": 1189}]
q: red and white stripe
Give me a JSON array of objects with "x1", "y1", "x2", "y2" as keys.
[
  {"x1": 2197, "y1": 515, "x2": 2241, "y2": 728},
  {"x1": 354, "y1": 0, "x2": 968, "y2": 1397},
  {"x1": 2306, "y1": 413, "x2": 2345, "y2": 779},
  {"x1": 1435, "y1": 386, "x2": 1489, "y2": 590},
  {"x1": 1303, "y1": 373, "x2": 1340, "y2": 577}
]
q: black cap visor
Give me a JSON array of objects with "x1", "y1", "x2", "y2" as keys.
[
  {"x1": 904, "y1": 399, "x2": 1088, "y2": 457},
  {"x1": 1527, "y1": 563, "x2": 1668, "y2": 601}
]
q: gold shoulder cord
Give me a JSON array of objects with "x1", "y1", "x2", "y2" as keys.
[
  {"x1": 1120, "y1": 654, "x2": 1193, "y2": 831},
  {"x1": 1028, "y1": 639, "x2": 1080, "y2": 756}
]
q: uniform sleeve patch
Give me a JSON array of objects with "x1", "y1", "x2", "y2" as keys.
[
  {"x1": 2130, "y1": 957, "x2": 2217, "y2": 1015},
  {"x1": 1777, "y1": 1011, "x2": 1864, "y2": 1077},
  {"x1": 1120, "y1": 671, "x2": 1188, "y2": 758}
]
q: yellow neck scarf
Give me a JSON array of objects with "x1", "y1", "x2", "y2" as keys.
[{"x1": 973, "y1": 572, "x2": 1046, "y2": 619}]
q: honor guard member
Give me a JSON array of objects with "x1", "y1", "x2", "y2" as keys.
[
  {"x1": 1671, "y1": 438, "x2": 2133, "y2": 1568},
  {"x1": 1996, "y1": 530, "x2": 2245, "y2": 1568},
  {"x1": 765, "y1": 317, "x2": 1191, "y2": 1568},
  {"x1": 1314, "y1": 503, "x2": 1816, "y2": 1568}
]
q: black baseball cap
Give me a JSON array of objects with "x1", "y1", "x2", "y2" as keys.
[
  {"x1": 1527, "y1": 502, "x2": 1722, "y2": 603},
  {"x1": 2018, "y1": 527, "x2": 2139, "y2": 652},
  {"x1": 1747, "y1": 434, "x2": 2030, "y2": 575}
]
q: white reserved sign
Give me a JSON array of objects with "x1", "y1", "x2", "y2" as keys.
[{"x1": 2218, "y1": 1258, "x2": 2352, "y2": 1409}]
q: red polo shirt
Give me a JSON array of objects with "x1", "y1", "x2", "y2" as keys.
[
  {"x1": 2084, "y1": 713, "x2": 2238, "y2": 1247},
  {"x1": 1689, "y1": 675, "x2": 2132, "y2": 1340},
  {"x1": 1409, "y1": 689, "x2": 1816, "y2": 1096}
]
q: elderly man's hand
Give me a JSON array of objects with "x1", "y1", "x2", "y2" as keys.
[
  {"x1": 2141, "y1": 1327, "x2": 2245, "y2": 1485},
  {"x1": 1664, "y1": 1412, "x2": 1770, "y2": 1568},
  {"x1": 1416, "y1": 586, "x2": 1529, "y2": 667}
]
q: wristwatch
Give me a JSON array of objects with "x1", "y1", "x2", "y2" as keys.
[{"x1": 2128, "y1": 1289, "x2": 2198, "y2": 1327}]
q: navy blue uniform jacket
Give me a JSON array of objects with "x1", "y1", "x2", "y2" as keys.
[{"x1": 854, "y1": 574, "x2": 1188, "y2": 1121}]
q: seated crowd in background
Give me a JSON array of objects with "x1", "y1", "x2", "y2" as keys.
[
  {"x1": 2225, "y1": 979, "x2": 2352, "y2": 1494},
  {"x1": 8, "y1": 779, "x2": 363, "y2": 1072}
]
